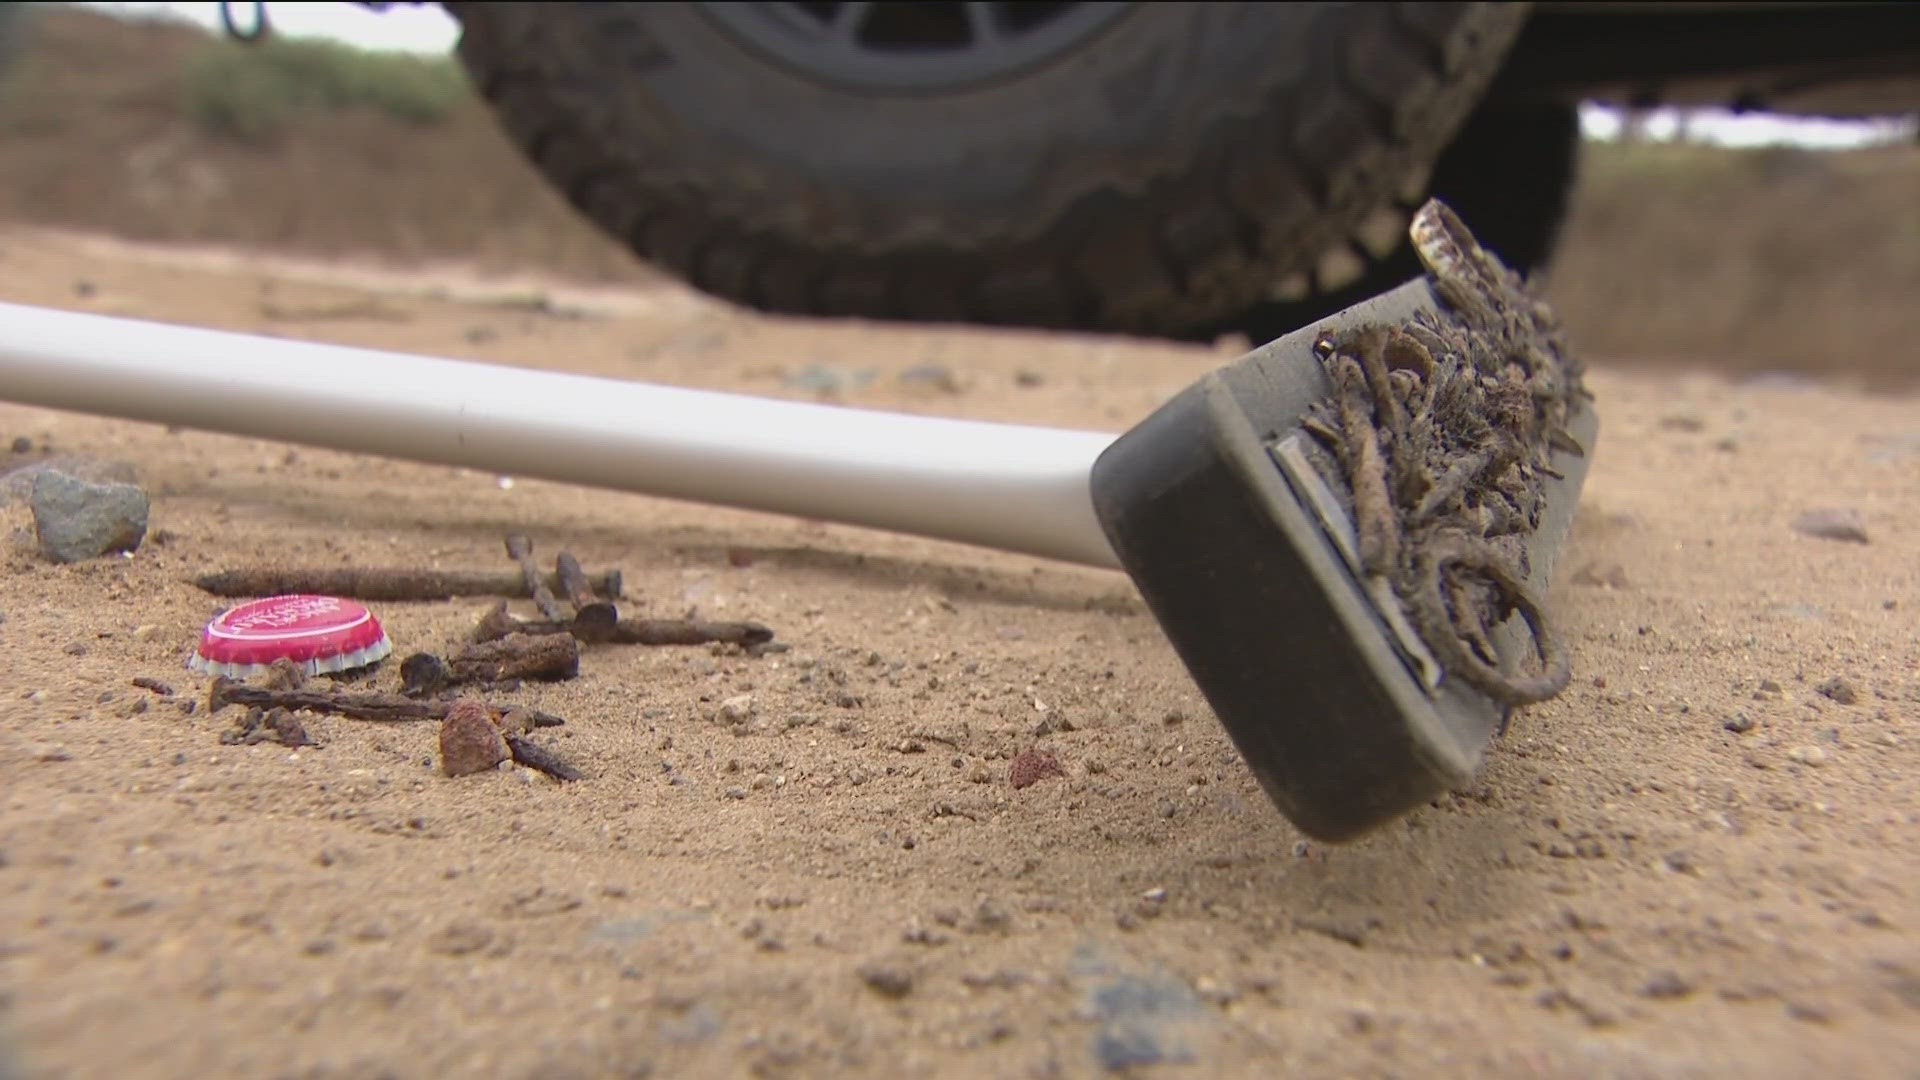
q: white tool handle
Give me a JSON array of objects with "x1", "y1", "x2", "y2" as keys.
[{"x1": 0, "y1": 301, "x2": 1121, "y2": 568}]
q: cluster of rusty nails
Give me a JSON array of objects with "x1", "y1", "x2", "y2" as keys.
[
  {"x1": 197, "y1": 675, "x2": 579, "y2": 781},
  {"x1": 502, "y1": 534, "x2": 774, "y2": 651},
  {"x1": 397, "y1": 534, "x2": 776, "y2": 698},
  {"x1": 175, "y1": 534, "x2": 782, "y2": 783}
]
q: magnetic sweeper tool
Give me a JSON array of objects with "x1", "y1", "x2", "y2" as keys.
[{"x1": 0, "y1": 271, "x2": 1594, "y2": 843}]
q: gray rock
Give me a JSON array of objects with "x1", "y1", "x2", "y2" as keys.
[
  {"x1": 0, "y1": 456, "x2": 137, "y2": 507},
  {"x1": 898, "y1": 363, "x2": 962, "y2": 394},
  {"x1": 1815, "y1": 676, "x2": 1859, "y2": 705},
  {"x1": 783, "y1": 363, "x2": 875, "y2": 395},
  {"x1": 1070, "y1": 942, "x2": 1213, "y2": 1073},
  {"x1": 1792, "y1": 508, "x2": 1869, "y2": 544},
  {"x1": 857, "y1": 961, "x2": 916, "y2": 999},
  {"x1": 1087, "y1": 973, "x2": 1206, "y2": 1071},
  {"x1": 30, "y1": 469, "x2": 149, "y2": 563}
]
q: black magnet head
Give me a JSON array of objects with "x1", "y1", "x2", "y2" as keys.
[{"x1": 1089, "y1": 278, "x2": 1598, "y2": 842}]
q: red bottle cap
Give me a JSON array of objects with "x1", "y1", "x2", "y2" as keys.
[{"x1": 188, "y1": 594, "x2": 393, "y2": 678}]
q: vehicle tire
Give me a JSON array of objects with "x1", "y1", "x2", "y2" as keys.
[
  {"x1": 449, "y1": 2, "x2": 1531, "y2": 335},
  {"x1": 1199, "y1": 97, "x2": 1584, "y2": 344}
]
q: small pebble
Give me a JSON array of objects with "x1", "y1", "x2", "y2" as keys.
[
  {"x1": 261, "y1": 658, "x2": 307, "y2": 692},
  {"x1": 425, "y1": 919, "x2": 494, "y2": 957},
  {"x1": 858, "y1": 962, "x2": 916, "y2": 999},
  {"x1": 717, "y1": 694, "x2": 754, "y2": 722},
  {"x1": 265, "y1": 708, "x2": 313, "y2": 748},
  {"x1": 1640, "y1": 971, "x2": 1695, "y2": 1000},
  {"x1": 1786, "y1": 1001, "x2": 1832, "y2": 1024},
  {"x1": 1814, "y1": 677, "x2": 1858, "y2": 705},
  {"x1": 1007, "y1": 749, "x2": 1065, "y2": 790},
  {"x1": 970, "y1": 901, "x2": 1012, "y2": 933},
  {"x1": 1788, "y1": 745, "x2": 1828, "y2": 767},
  {"x1": 1792, "y1": 508, "x2": 1869, "y2": 544},
  {"x1": 897, "y1": 363, "x2": 961, "y2": 394},
  {"x1": 785, "y1": 363, "x2": 875, "y2": 395},
  {"x1": 1724, "y1": 712, "x2": 1757, "y2": 734},
  {"x1": 438, "y1": 699, "x2": 508, "y2": 777}
]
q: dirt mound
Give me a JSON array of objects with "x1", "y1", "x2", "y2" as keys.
[
  {"x1": 0, "y1": 6, "x2": 654, "y2": 284},
  {"x1": 1550, "y1": 142, "x2": 1920, "y2": 388},
  {"x1": 1, "y1": 6, "x2": 1916, "y2": 385}
]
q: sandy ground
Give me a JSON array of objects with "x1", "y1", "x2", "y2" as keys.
[{"x1": 0, "y1": 228, "x2": 1917, "y2": 1080}]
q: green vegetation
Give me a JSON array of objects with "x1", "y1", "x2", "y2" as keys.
[{"x1": 183, "y1": 32, "x2": 471, "y2": 145}]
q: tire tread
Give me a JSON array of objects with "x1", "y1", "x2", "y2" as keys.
[{"x1": 449, "y1": 1, "x2": 1530, "y2": 334}]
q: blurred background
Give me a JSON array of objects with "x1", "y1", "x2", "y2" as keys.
[{"x1": 1, "y1": 2, "x2": 1916, "y2": 388}]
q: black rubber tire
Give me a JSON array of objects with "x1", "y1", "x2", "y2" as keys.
[
  {"x1": 449, "y1": 2, "x2": 1531, "y2": 335},
  {"x1": 1200, "y1": 96, "x2": 1584, "y2": 345}
]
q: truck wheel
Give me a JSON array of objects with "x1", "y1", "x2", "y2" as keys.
[
  {"x1": 1201, "y1": 97, "x2": 1584, "y2": 344},
  {"x1": 450, "y1": 2, "x2": 1530, "y2": 335}
]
